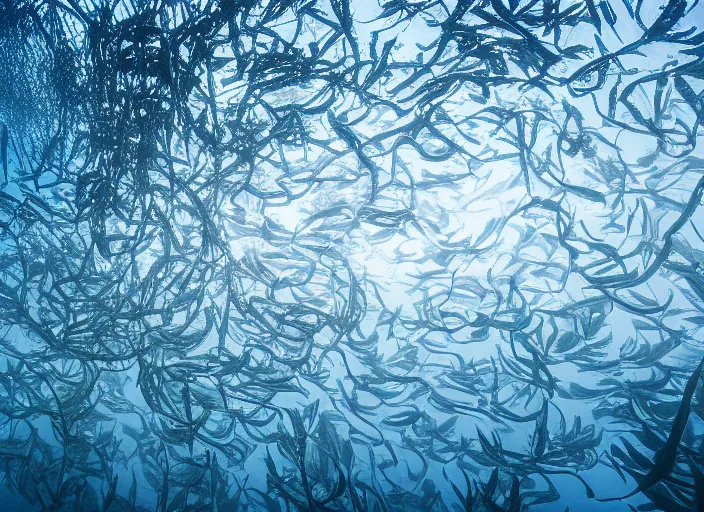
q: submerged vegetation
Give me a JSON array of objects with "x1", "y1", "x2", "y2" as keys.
[{"x1": 0, "y1": 0, "x2": 704, "y2": 510}]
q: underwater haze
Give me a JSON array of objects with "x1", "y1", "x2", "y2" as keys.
[{"x1": 1, "y1": 0, "x2": 704, "y2": 510}]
